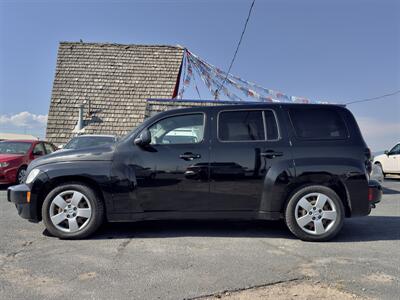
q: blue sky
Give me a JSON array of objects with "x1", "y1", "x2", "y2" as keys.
[{"x1": 0, "y1": 0, "x2": 399, "y2": 150}]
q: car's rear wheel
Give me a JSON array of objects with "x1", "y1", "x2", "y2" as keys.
[
  {"x1": 16, "y1": 166, "x2": 27, "y2": 184},
  {"x1": 42, "y1": 183, "x2": 104, "y2": 239},
  {"x1": 284, "y1": 185, "x2": 345, "y2": 242}
]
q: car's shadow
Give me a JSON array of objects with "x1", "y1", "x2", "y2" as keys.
[
  {"x1": 79, "y1": 215, "x2": 400, "y2": 243},
  {"x1": 0, "y1": 184, "x2": 12, "y2": 191},
  {"x1": 382, "y1": 187, "x2": 400, "y2": 194}
]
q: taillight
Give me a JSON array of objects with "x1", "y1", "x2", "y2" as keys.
[{"x1": 368, "y1": 188, "x2": 373, "y2": 202}]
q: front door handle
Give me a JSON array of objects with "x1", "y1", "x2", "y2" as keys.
[
  {"x1": 180, "y1": 153, "x2": 201, "y2": 161},
  {"x1": 261, "y1": 150, "x2": 283, "y2": 159}
]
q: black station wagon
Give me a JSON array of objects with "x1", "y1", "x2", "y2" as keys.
[{"x1": 8, "y1": 103, "x2": 382, "y2": 241}]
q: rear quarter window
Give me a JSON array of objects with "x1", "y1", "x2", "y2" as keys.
[{"x1": 289, "y1": 107, "x2": 348, "y2": 140}]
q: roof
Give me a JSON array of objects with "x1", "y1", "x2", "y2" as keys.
[
  {"x1": 0, "y1": 140, "x2": 39, "y2": 143},
  {"x1": 0, "y1": 133, "x2": 39, "y2": 141},
  {"x1": 46, "y1": 42, "x2": 184, "y2": 145}
]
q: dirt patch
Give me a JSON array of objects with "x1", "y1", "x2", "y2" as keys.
[
  {"x1": 362, "y1": 272, "x2": 395, "y2": 284},
  {"x1": 0, "y1": 266, "x2": 66, "y2": 297},
  {"x1": 78, "y1": 271, "x2": 97, "y2": 281},
  {"x1": 197, "y1": 280, "x2": 363, "y2": 300}
]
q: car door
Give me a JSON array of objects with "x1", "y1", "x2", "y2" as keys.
[
  {"x1": 386, "y1": 143, "x2": 400, "y2": 173},
  {"x1": 133, "y1": 112, "x2": 211, "y2": 212},
  {"x1": 209, "y1": 108, "x2": 290, "y2": 211}
]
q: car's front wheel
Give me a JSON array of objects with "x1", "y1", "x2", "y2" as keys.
[
  {"x1": 284, "y1": 185, "x2": 345, "y2": 242},
  {"x1": 42, "y1": 183, "x2": 104, "y2": 239},
  {"x1": 16, "y1": 166, "x2": 27, "y2": 184},
  {"x1": 375, "y1": 162, "x2": 386, "y2": 178}
]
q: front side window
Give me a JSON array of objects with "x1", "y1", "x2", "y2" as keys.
[
  {"x1": 33, "y1": 143, "x2": 45, "y2": 155},
  {"x1": 218, "y1": 111, "x2": 265, "y2": 141},
  {"x1": 148, "y1": 114, "x2": 205, "y2": 145},
  {"x1": 289, "y1": 107, "x2": 348, "y2": 140}
]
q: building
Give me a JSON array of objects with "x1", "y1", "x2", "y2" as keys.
[{"x1": 46, "y1": 42, "x2": 185, "y2": 145}]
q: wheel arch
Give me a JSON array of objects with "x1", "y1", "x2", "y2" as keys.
[
  {"x1": 36, "y1": 175, "x2": 107, "y2": 221},
  {"x1": 280, "y1": 173, "x2": 351, "y2": 217}
]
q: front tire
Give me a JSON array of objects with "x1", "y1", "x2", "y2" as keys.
[
  {"x1": 284, "y1": 185, "x2": 345, "y2": 242},
  {"x1": 375, "y1": 163, "x2": 386, "y2": 178},
  {"x1": 16, "y1": 166, "x2": 27, "y2": 184},
  {"x1": 42, "y1": 183, "x2": 104, "y2": 239}
]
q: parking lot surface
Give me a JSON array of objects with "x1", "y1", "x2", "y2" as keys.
[{"x1": 1, "y1": 178, "x2": 399, "y2": 299}]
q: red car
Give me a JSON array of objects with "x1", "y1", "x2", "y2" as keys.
[{"x1": 0, "y1": 140, "x2": 57, "y2": 184}]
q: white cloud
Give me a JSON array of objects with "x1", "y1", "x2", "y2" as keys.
[
  {"x1": 356, "y1": 117, "x2": 400, "y2": 151},
  {"x1": 0, "y1": 111, "x2": 48, "y2": 128},
  {"x1": 0, "y1": 112, "x2": 47, "y2": 138}
]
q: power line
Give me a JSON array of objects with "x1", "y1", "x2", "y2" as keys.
[
  {"x1": 216, "y1": 0, "x2": 256, "y2": 98},
  {"x1": 345, "y1": 90, "x2": 400, "y2": 105}
]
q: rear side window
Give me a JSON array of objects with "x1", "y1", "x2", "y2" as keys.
[
  {"x1": 289, "y1": 107, "x2": 347, "y2": 139},
  {"x1": 44, "y1": 143, "x2": 55, "y2": 154},
  {"x1": 219, "y1": 111, "x2": 265, "y2": 141}
]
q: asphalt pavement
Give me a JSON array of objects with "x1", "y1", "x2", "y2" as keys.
[{"x1": 0, "y1": 178, "x2": 399, "y2": 299}]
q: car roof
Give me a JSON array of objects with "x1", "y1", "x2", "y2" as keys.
[{"x1": 153, "y1": 102, "x2": 346, "y2": 117}]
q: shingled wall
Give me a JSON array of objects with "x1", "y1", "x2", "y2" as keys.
[{"x1": 46, "y1": 42, "x2": 184, "y2": 145}]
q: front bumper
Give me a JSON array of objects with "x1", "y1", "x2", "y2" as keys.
[
  {"x1": 368, "y1": 179, "x2": 382, "y2": 208},
  {"x1": 8, "y1": 184, "x2": 39, "y2": 222}
]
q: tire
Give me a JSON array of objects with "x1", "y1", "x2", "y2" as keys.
[
  {"x1": 375, "y1": 163, "x2": 386, "y2": 178},
  {"x1": 42, "y1": 183, "x2": 104, "y2": 239},
  {"x1": 16, "y1": 166, "x2": 27, "y2": 184},
  {"x1": 284, "y1": 185, "x2": 345, "y2": 242}
]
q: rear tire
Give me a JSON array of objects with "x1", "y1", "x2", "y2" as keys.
[
  {"x1": 42, "y1": 183, "x2": 104, "y2": 239},
  {"x1": 284, "y1": 185, "x2": 345, "y2": 242}
]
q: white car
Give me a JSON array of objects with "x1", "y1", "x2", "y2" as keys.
[{"x1": 373, "y1": 142, "x2": 400, "y2": 177}]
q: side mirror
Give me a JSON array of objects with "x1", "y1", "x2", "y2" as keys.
[
  {"x1": 134, "y1": 129, "x2": 151, "y2": 146},
  {"x1": 33, "y1": 150, "x2": 44, "y2": 156},
  {"x1": 384, "y1": 150, "x2": 389, "y2": 156}
]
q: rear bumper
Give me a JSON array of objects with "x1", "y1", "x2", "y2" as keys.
[
  {"x1": 7, "y1": 184, "x2": 38, "y2": 222},
  {"x1": 368, "y1": 179, "x2": 382, "y2": 207}
]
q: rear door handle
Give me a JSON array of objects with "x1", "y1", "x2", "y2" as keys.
[
  {"x1": 261, "y1": 150, "x2": 283, "y2": 159},
  {"x1": 180, "y1": 153, "x2": 201, "y2": 161}
]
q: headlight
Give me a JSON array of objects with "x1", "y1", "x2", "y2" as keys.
[
  {"x1": 25, "y1": 169, "x2": 41, "y2": 184},
  {"x1": 0, "y1": 162, "x2": 10, "y2": 168}
]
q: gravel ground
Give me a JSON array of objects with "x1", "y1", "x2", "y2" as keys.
[{"x1": 0, "y1": 177, "x2": 399, "y2": 300}]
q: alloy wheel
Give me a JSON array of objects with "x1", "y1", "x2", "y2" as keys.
[
  {"x1": 18, "y1": 169, "x2": 27, "y2": 184},
  {"x1": 49, "y1": 190, "x2": 92, "y2": 233},
  {"x1": 295, "y1": 192, "x2": 337, "y2": 235}
]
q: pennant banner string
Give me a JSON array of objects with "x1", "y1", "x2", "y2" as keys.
[{"x1": 180, "y1": 49, "x2": 331, "y2": 104}]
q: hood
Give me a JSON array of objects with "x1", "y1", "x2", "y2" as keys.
[
  {"x1": 28, "y1": 144, "x2": 115, "y2": 170},
  {"x1": 0, "y1": 153, "x2": 24, "y2": 161}
]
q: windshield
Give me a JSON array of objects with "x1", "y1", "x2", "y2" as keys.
[
  {"x1": 0, "y1": 142, "x2": 32, "y2": 154},
  {"x1": 64, "y1": 136, "x2": 115, "y2": 150}
]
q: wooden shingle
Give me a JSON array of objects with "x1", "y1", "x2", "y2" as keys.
[{"x1": 46, "y1": 42, "x2": 184, "y2": 145}]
